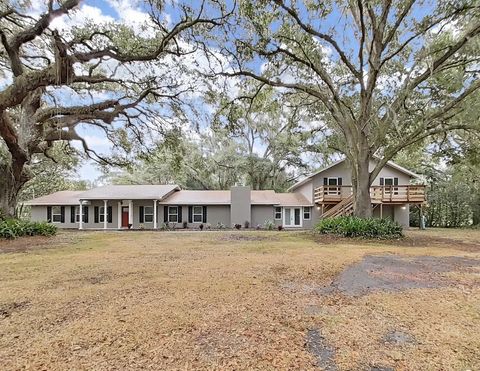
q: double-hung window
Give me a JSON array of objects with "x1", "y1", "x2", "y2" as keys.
[
  {"x1": 382, "y1": 177, "x2": 399, "y2": 195},
  {"x1": 99, "y1": 206, "x2": 105, "y2": 223},
  {"x1": 192, "y1": 206, "x2": 203, "y2": 223},
  {"x1": 384, "y1": 177, "x2": 394, "y2": 186},
  {"x1": 75, "y1": 206, "x2": 81, "y2": 222},
  {"x1": 327, "y1": 177, "x2": 342, "y2": 195},
  {"x1": 52, "y1": 206, "x2": 62, "y2": 223},
  {"x1": 303, "y1": 207, "x2": 311, "y2": 220},
  {"x1": 168, "y1": 206, "x2": 178, "y2": 223},
  {"x1": 144, "y1": 206, "x2": 154, "y2": 223},
  {"x1": 274, "y1": 207, "x2": 282, "y2": 220}
]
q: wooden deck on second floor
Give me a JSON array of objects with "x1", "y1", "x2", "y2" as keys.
[{"x1": 314, "y1": 185, "x2": 426, "y2": 204}]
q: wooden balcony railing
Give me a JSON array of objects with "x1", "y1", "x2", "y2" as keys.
[{"x1": 314, "y1": 185, "x2": 426, "y2": 204}]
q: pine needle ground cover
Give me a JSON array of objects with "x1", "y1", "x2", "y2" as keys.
[{"x1": 1, "y1": 229, "x2": 479, "y2": 370}]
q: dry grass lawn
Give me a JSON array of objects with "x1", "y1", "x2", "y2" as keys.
[{"x1": 0, "y1": 228, "x2": 479, "y2": 370}]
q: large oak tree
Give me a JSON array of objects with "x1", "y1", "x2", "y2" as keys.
[
  {"x1": 216, "y1": 0, "x2": 480, "y2": 217},
  {"x1": 0, "y1": 0, "x2": 228, "y2": 216}
]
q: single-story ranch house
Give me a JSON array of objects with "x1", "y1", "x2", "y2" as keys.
[{"x1": 26, "y1": 159, "x2": 426, "y2": 229}]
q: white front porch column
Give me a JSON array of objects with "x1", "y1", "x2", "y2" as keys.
[
  {"x1": 128, "y1": 200, "x2": 133, "y2": 226},
  {"x1": 79, "y1": 201, "x2": 83, "y2": 230},
  {"x1": 153, "y1": 200, "x2": 157, "y2": 229},
  {"x1": 103, "y1": 200, "x2": 108, "y2": 230},
  {"x1": 117, "y1": 201, "x2": 122, "y2": 229}
]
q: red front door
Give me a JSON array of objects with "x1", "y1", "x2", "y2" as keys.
[{"x1": 122, "y1": 207, "x2": 129, "y2": 228}]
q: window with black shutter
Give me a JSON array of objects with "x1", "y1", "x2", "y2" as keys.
[
  {"x1": 83, "y1": 206, "x2": 89, "y2": 223},
  {"x1": 139, "y1": 206, "x2": 144, "y2": 223},
  {"x1": 107, "y1": 206, "x2": 112, "y2": 223},
  {"x1": 51, "y1": 206, "x2": 62, "y2": 223}
]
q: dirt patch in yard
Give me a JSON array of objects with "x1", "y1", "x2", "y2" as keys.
[
  {"x1": 391, "y1": 235, "x2": 480, "y2": 252},
  {"x1": 327, "y1": 255, "x2": 480, "y2": 297},
  {"x1": 313, "y1": 232, "x2": 480, "y2": 252},
  {"x1": 383, "y1": 330, "x2": 416, "y2": 346},
  {"x1": 305, "y1": 329, "x2": 337, "y2": 370},
  {"x1": 217, "y1": 234, "x2": 280, "y2": 242},
  {"x1": 0, "y1": 300, "x2": 30, "y2": 319},
  {"x1": 0, "y1": 232, "x2": 81, "y2": 254}
]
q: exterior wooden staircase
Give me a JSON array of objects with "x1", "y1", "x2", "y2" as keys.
[{"x1": 321, "y1": 195, "x2": 354, "y2": 218}]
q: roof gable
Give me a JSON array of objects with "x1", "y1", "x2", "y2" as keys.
[{"x1": 288, "y1": 157, "x2": 420, "y2": 191}]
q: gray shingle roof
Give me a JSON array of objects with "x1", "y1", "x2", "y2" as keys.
[
  {"x1": 25, "y1": 185, "x2": 311, "y2": 207},
  {"x1": 159, "y1": 190, "x2": 230, "y2": 205},
  {"x1": 159, "y1": 190, "x2": 310, "y2": 205},
  {"x1": 273, "y1": 193, "x2": 311, "y2": 206},
  {"x1": 24, "y1": 190, "x2": 85, "y2": 205},
  {"x1": 77, "y1": 184, "x2": 180, "y2": 200}
]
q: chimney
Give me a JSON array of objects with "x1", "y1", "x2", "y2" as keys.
[{"x1": 230, "y1": 186, "x2": 251, "y2": 226}]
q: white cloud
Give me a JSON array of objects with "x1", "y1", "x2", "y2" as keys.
[
  {"x1": 49, "y1": 4, "x2": 115, "y2": 31},
  {"x1": 106, "y1": 0, "x2": 160, "y2": 37}
]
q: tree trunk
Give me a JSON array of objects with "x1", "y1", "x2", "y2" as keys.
[
  {"x1": 350, "y1": 153, "x2": 373, "y2": 218},
  {"x1": 472, "y1": 193, "x2": 480, "y2": 226},
  {"x1": 0, "y1": 160, "x2": 30, "y2": 218}
]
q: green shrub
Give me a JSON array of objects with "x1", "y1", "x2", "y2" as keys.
[
  {"x1": 263, "y1": 219, "x2": 275, "y2": 230},
  {"x1": 314, "y1": 216, "x2": 403, "y2": 239},
  {"x1": 0, "y1": 219, "x2": 57, "y2": 239},
  {"x1": 30, "y1": 221, "x2": 57, "y2": 236}
]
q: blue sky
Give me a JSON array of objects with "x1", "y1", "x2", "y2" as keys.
[
  {"x1": 48, "y1": 0, "x2": 231, "y2": 183},
  {"x1": 30, "y1": 0, "x2": 442, "y2": 183},
  {"x1": 49, "y1": 0, "x2": 167, "y2": 182}
]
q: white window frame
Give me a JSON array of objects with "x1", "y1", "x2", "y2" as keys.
[
  {"x1": 99, "y1": 206, "x2": 105, "y2": 223},
  {"x1": 383, "y1": 177, "x2": 395, "y2": 186},
  {"x1": 303, "y1": 206, "x2": 311, "y2": 220},
  {"x1": 52, "y1": 206, "x2": 62, "y2": 223},
  {"x1": 327, "y1": 177, "x2": 341, "y2": 195},
  {"x1": 283, "y1": 207, "x2": 303, "y2": 228},
  {"x1": 192, "y1": 206, "x2": 203, "y2": 223},
  {"x1": 144, "y1": 206, "x2": 154, "y2": 223},
  {"x1": 274, "y1": 207, "x2": 282, "y2": 220},
  {"x1": 327, "y1": 177, "x2": 339, "y2": 186},
  {"x1": 383, "y1": 177, "x2": 399, "y2": 195},
  {"x1": 168, "y1": 206, "x2": 178, "y2": 223}
]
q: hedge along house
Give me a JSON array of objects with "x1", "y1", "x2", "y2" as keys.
[
  {"x1": 26, "y1": 185, "x2": 312, "y2": 230},
  {"x1": 26, "y1": 159, "x2": 425, "y2": 229}
]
